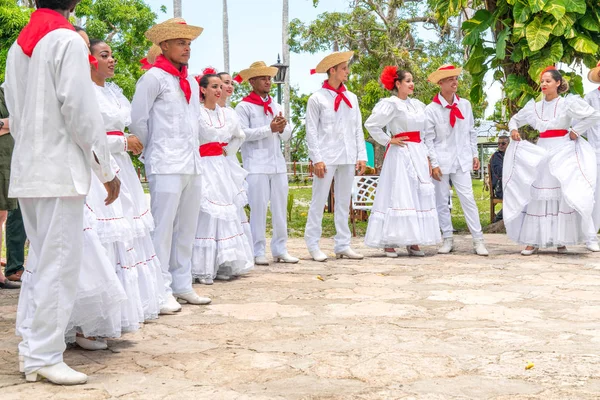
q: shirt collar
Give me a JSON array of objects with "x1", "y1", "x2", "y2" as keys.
[{"x1": 438, "y1": 93, "x2": 458, "y2": 107}]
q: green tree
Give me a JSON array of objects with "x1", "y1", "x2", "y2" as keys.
[
  {"x1": 0, "y1": 0, "x2": 32, "y2": 83},
  {"x1": 430, "y1": 0, "x2": 600, "y2": 135}
]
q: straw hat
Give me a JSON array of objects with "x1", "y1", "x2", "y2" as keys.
[
  {"x1": 145, "y1": 17, "x2": 203, "y2": 45},
  {"x1": 146, "y1": 44, "x2": 162, "y2": 64},
  {"x1": 238, "y1": 61, "x2": 278, "y2": 83},
  {"x1": 312, "y1": 51, "x2": 354, "y2": 74},
  {"x1": 428, "y1": 64, "x2": 463, "y2": 84},
  {"x1": 588, "y1": 61, "x2": 600, "y2": 84}
]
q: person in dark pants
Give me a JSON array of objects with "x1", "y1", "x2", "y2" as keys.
[
  {"x1": 491, "y1": 135, "x2": 509, "y2": 222},
  {"x1": 5, "y1": 203, "x2": 26, "y2": 281}
]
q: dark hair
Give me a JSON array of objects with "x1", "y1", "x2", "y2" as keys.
[
  {"x1": 73, "y1": 25, "x2": 85, "y2": 32},
  {"x1": 392, "y1": 70, "x2": 411, "y2": 92},
  {"x1": 198, "y1": 74, "x2": 219, "y2": 101},
  {"x1": 89, "y1": 38, "x2": 106, "y2": 54},
  {"x1": 217, "y1": 72, "x2": 231, "y2": 79},
  {"x1": 498, "y1": 135, "x2": 509, "y2": 141},
  {"x1": 38, "y1": 1, "x2": 79, "y2": 11},
  {"x1": 543, "y1": 69, "x2": 569, "y2": 93}
]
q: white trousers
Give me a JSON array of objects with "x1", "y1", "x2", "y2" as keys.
[
  {"x1": 246, "y1": 173, "x2": 288, "y2": 257},
  {"x1": 304, "y1": 164, "x2": 354, "y2": 253},
  {"x1": 18, "y1": 196, "x2": 85, "y2": 374},
  {"x1": 148, "y1": 174, "x2": 201, "y2": 295},
  {"x1": 434, "y1": 169, "x2": 483, "y2": 239},
  {"x1": 589, "y1": 164, "x2": 600, "y2": 244}
]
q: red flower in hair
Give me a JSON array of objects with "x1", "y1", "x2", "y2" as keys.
[
  {"x1": 194, "y1": 75, "x2": 201, "y2": 85},
  {"x1": 380, "y1": 66, "x2": 399, "y2": 91},
  {"x1": 202, "y1": 67, "x2": 218, "y2": 75},
  {"x1": 540, "y1": 65, "x2": 557, "y2": 79}
]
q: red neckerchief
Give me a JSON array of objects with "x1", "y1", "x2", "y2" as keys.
[
  {"x1": 432, "y1": 93, "x2": 464, "y2": 128},
  {"x1": 17, "y1": 9, "x2": 75, "y2": 57},
  {"x1": 89, "y1": 55, "x2": 98, "y2": 70},
  {"x1": 242, "y1": 92, "x2": 273, "y2": 116},
  {"x1": 151, "y1": 54, "x2": 191, "y2": 103},
  {"x1": 139, "y1": 57, "x2": 153, "y2": 70},
  {"x1": 322, "y1": 80, "x2": 352, "y2": 112}
]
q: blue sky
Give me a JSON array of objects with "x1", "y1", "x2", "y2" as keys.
[{"x1": 145, "y1": 0, "x2": 599, "y2": 117}]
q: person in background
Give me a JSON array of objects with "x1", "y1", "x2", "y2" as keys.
[{"x1": 490, "y1": 135, "x2": 508, "y2": 222}]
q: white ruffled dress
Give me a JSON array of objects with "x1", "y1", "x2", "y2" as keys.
[
  {"x1": 192, "y1": 105, "x2": 254, "y2": 280},
  {"x1": 363, "y1": 96, "x2": 442, "y2": 247},
  {"x1": 505, "y1": 95, "x2": 600, "y2": 247},
  {"x1": 94, "y1": 82, "x2": 164, "y2": 320}
]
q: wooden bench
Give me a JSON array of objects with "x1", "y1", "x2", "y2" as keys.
[{"x1": 488, "y1": 161, "x2": 502, "y2": 224}]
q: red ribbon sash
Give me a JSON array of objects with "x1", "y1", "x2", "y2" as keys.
[
  {"x1": 17, "y1": 9, "x2": 75, "y2": 57},
  {"x1": 199, "y1": 142, "x2": 228, "y2": 157},
  {"x1": 107, "y1": 131, "x2": 124, "y2": 136},
  {"x1": 539, "y1": 129, "x2": 568, "y2": 138},
  {"x1": 241, "y1": 92, "x2": 273, "y2": 116},
  {"x1": 151, "y1": 55, "x2": 192, "y2": 103},
  {"x1": 431, "y1": 93, "x2": 464, "y2": 128},
  {"x1": 322, "y1": 80, "x2": 352, "y2": 112},
  {"x1": 384, "y1": 131, "x2": 421, "y2": 158}
]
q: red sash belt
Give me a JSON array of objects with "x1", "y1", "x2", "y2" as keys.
[
  {"x1": 539, "y1": 129, "x2": 568, "y2": 138},
  {"x1": 384, "y1": 131, "x2": 421, "y2": 158},
  {"x1": 107, "y1": 131, "x2": 125, "y2": 136},
  {"x1": 199, "y1": 142, "x2": 228, "y2": 157}
]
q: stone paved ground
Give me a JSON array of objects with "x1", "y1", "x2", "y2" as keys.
[{"x1": 1, "y1": 234, "x2": 600, "y2": 399}]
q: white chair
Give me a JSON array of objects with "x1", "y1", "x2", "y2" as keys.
[{"x1": 350, "y1": 175, "x2": 379, "y2": 236}]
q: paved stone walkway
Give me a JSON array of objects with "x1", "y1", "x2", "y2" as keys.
[{"x1": 1, "y1": 234, "x2": 600, "y2": 399}]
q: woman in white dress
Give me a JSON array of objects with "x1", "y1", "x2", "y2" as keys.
[
  {"x1": 506, "y1": 67, "x2": 600, "y2": 255},
  {"x1": 364, "y1": 67, "x2": 441, "y2": 257},
  {"x1": 192, "y1": 71, "x2": 254, "y2": 284}
]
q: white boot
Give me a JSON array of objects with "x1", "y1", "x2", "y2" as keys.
[
  {"x1": 274, "y1": 253, "x2": 300, "y2": 263},
  {"x1": 586, "y1": 242, "x2": 600, "y2": 252},
  {"x1": 309, "y1": 249, "x2": 328, "y2": 262},
  {"x1": 437, "y1": 238, "x2": 454, "y2": 254},
  {"x1": 26, "y1": 362, "x2": 88, "y2": 385},
  {"x1": 473, "y1": 238, "x2": 489, "y2": 256},
  {"x1": 175, "y1": 291, "x2": 212, "y2": 305},
  {"x1": 254, "y1": 255, "x2": 269, "y2": 266},
  {"x1": 406, "y1": 246, "x2": 425, "y2": 257},
  {"x1": 335, "y1": 248, "x2": 364, "y2": 259},
  {"x1": 159, "y1": 293, "x2": 182, "y2": 314}
]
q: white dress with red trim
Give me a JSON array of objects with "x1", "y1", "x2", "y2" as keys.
[
  {"x1": 192, "y1": 105, "x2": 254, "y2": 280},
  {"x1": 363, "y1": 96, "x2": 442, "y2": 247},
  {"x1": 505, "y1": 95, "x2": 600, "y2": 247}
]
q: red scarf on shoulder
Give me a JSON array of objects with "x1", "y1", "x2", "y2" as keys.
[
  {"x1": 17, "y1": 9, "x2": 75, "y2": 57},
  {"x1": 432, "y1": 93, "x2": 464, "y2": 128},
  {"x1": 242, "y1": 92, "x2": 273, "y2": 116},
  {"x1": 322, "y1": 80, "x2": 352, "y2": 112},
  {"x1": 152, "y1": 55, "x2": 192, "y2": 103}
]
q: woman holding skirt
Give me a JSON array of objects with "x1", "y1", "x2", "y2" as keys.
[
  {"x1": 506, "y1": 67, "x2": 600, "y2": 255},
  {"x1": 364, "y1": 67, "x2": 441, "y2": 257},
  {"x1": 192, "y1": 71, "x2": 254, "y2": 284}
]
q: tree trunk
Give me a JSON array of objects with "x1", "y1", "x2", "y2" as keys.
[
  {"x1": 223, "y1": 0, "x2": 230, "y2": 74},
  {"x1": 173, "y1": 0, "x2": 182, "y2": 18},
  {"x1": 282, "y1": 0, "x2": 292, "y2": 165}
]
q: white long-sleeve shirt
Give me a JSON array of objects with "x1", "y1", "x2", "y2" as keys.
[
  {"x1": 3, "y1": 29, "x2": 114, "y2": 198},
  {"x1": 235, "y1": 97, "x2": 291, "y2": 174},
  {"x1": 129, "y1": 68, "x2": 201, "y2": 175},
  {"x1": 305, "y1": 87, "x2": 367, "y2": 165},
  {"x1": 94, "y1": 82, "x2": 132, "y2": 154},
  {"x1": 508, "y1": 94, "x2": 600, "y2": 138},
  {"x1": 583, "y1": 89, "x2": 600, "y2": 158},
  {"x1": 423, "y1": 94, "x2": 477, "y2": 174},
  {"x1": 198, "y1": 104, "x2": 245, "y2": 154},
  {"x1": 364, "y1": 96, "x2": 427, "y2": 147}
]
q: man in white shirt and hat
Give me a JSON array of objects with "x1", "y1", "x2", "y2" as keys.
[
  {"x1": 130, "y1": 18, "x2": 211, "y2": 312},
  {"x1": 235, "y1": 61, "x2": 299, "y2": 265},
  {"x1": 423, "y1": 64, "x2": 489, "y2": 256},
  {"x1": 3, "y1": 0, "x2": 119, "y2": 384},
  {"x1": 583, "y1": 62, "x2": 600, "y2": 252},
  {"x1": 304, "y1": 51, "x2": 367, "y2": 261}
]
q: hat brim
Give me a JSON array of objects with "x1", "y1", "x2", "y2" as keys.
[
  {"x1": 145, "y1": 24, "x2": 203, "y2": 45},
  {"x1": 239, "y1": 66, "x2": 279, "y2": 83},
  {"x1": 588, "y1": 67, "x2": 600, "y2": 84},
  {"x1": 428, "y1": 67, "x2": 463, "y2": 84},
  {"x1": 314, "y1": 51, "x2": 354, "y2": 73}
]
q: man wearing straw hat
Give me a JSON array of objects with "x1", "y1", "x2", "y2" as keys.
[
  {"x1": 235, "y1": 61, "x2": 299, "y2": 265},
  {"x1": 423, "y1": 64, "x2": 489, "y2": 256},
  {"x1": 130, "y1": 18, "x2": 211, "y2": 312},
  {"x1": 583, "y1": 62, "x2": 600, "y2": 251},
  {"x1": 304, "y1": 51, "x2": 367, "y2": 261}
]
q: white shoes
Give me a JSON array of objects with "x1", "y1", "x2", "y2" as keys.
[
  {"x1": 309, "y1": 249, "x2": 328, "y2": 262},
  {"x1": 175, "y1": 291, "x2": 212, "y2": 305},
  {"x1": 274, "y1": 253, "x2": 300, "y2": 263},
  {"x1": 587, "y1": 242, "x2": 600, "y2": 252},
  {"x1": 520, "y1": 247, "x2": 539, "y2": 256},
  {"x1": 75, "y1": 336, "x2": 108, "y2": 351},
  {"x1": 437, "y1": 238, "x2": 454, "y2": 254},
  {"x1": 254, "y1": 255, "x2": 269, "y2": 265},
  {"x1": 473, "y1": 239, "x2": 489, "y2": 256},
  {"x1": 406, "y1": 246, "x2": 425, "y2": 257},
  {"x1": 199, "y1": 277, "x2": 214, "y2": 285},
  {"x1": 384, "y1": 248, "x2": 398, "y2": 258},
  {"x1": 159, "y1": 293, "x2": 183, "y2": 314},
  {"x1": 335, "y1": 248, "x2": 364, "y2": 259},
  {"x1": 25, "y1": 362, "x2": 88, "y2": 385}
]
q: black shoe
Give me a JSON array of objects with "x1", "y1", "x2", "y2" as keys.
[{"x1": 0, "y1": 280, "x2": 21, "y2": 289}]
